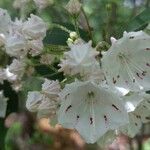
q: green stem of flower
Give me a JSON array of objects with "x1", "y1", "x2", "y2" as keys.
[
  {"x1": 81, "y1": 7, "x2": 94, "y2": 43},
  {"x1": 49, "y1": 23, "x2": 72, "y2": 34}
]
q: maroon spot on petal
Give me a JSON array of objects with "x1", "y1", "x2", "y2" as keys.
[
  {"x1": 77, "y1": 115, "x2": 80, "y2": 120},
  {"x1": 117, "y1": 75, "x2": 120, "y2": 78},
  {"x1": 65, "y1": 93, "x2": 70, "y2": 99},
  {"x1": 133, "y1": 79, "x2": 135, "y2": 83},
  {"x1": 136, "y1": 72, "x2": 143, "y2": 79},
  {"x1": 135, "y1": 123, "x2": 138, "y2": 126},
  {"x1": 65, "y1": 105, "x2": 72, "y2": 112},
  {"x1": 113, "y1": 77, "x2": 116, "y2": 84},
  {"x1": 125, "y1": 80, "x2": 128, "y2": 84},
  {"x1": 90, "y1": 117, "x2": 93, "y2": 125},
  {"x1": 145, "y1": 117, "x2": 150, "y2": 120},
  {"x1": 145, "y1": 48, "x2": 150, "y2": 51},
  {"x1": 129, "y1": 36, "x2": 134, "y2": 39},
  {"x1": 143, "y1": 105, "x2": 146, "y2": 108},
  {"x1": 142, "y1": 71, "x2": 147, "y2": 76},
  {"x1": 104, "y1": 115, "x2": 108, "y2": 122},
  {"x1": 136, "y1": 115, "x2": 141, "y2": 119},
  {"x1": 112, "y1": 104, "x2": 120, "y2": 111},
  {"x1": 146, "y1": 63, "x2": 150, "y2": 67}
]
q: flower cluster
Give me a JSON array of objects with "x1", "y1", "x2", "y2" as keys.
[{"x1": 0, "y1": 1, "x2": 149, "y2": 146}]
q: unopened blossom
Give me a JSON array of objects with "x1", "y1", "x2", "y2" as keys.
[
  {"x1": 22, "y1": 14, "x2": 47, "y2": 40},
  {"x1": 102, "y1": 31, "x2": 150, "y2": 91},
  {"x1": 0, "y1": 91, "x2": 8, "y2": 118},
  {"x1": 41, "y1": 79, "x2": 61, "y2": 98},
  {"x1": 59, "y1": 41, "x2": 99, "y2": 76},
  {"x1": 33, "y1": 0, "x2": 53, "y2": 10},
  {"x1": 28, "y1": 39, "x2": 43, "y2": 56},
  {"x1": 58, "y1": 80, "x2": 128, "y2": 143},
  {"x1": 8, "y1": 59, "x2": 26, "y2": 79},
  {"x1": 65, "y1": 0, "x2": 82, "y2": 15},
  {"x1": 0, "y1": 8, "x2": 11, "y2": 35},
  {"x1": 120, "y1": 93, "x2": 150, "y2": 137},
  {"x1": 5, "y1": 32, "x2": 27, "y2": 58}
]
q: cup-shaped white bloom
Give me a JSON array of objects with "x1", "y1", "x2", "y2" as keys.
[
  {"x1": 41, "y1": 79, "x2": 61, "y2": 98},
  {"x1": 0, "y1": 8, "x2": 11, "y2": 35},
  {"x1": 22, "y1": 14, "x2": 47, "y2": 40},
  {"x1": 120, "y1": 93, "x2": 150, "y2": 137},
  {"x1": 28, "y1": 39, "x2": 43, "y2": 56},
  {"x1": 102, "y1": 31, "x2": 150, "y2": 91},
  {"x1": 58, "y1": 81, "x2": 128, "y2": 143},
  {"x1": 26, "y1": 91, "x2": 44, "y2": 112},
  {"x1": 59, "y1": 41, "x2": 99, "y2": 76},
  {"x1": 5, "y1": 33, "x2": 27, "y2": 57},
  {"x1": 0, "y1": 91, "x2": 8, "y2": 118},
  {"x1": 8, "y1": 59, "x2": 26, "y2": 79}
]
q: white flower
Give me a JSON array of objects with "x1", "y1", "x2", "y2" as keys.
[
  {"x1": 120, "y1": 93, "x2": 150, "y2": 137},
  {"x1": 0, "y1": 8, "x2": 11, "y2": 35},
  {"x1": 5, "y1": 32, "x2": 27, "y2": 57},
  {"x1": 102, "y1": 31, "x2": 150, "y2": 91},
  {"x1": 27, "y1": 39, "x2": 43, "y2": 56},
  {"x1": 41, "y1": 79, "x2": 61, "y2": 98},
  {"x1": 58, "y1": 80, "x2": 128, "y2": 143},
  {"x1": 26, "y1": 91, "x2": 44, "y2": 112},
  {"x1": 0, "y1": 91, "x2": 8, "y2": 118},
  {"x1": 22, "y1": 14, "x2": 47, "y2": 40},
  {"x1": 59, "y1": 41, "x2": 99, "y2": 76},
  {"x1": 8, "y1": 59, "x2": 26, "y2": 79},
  {"x1": 33, "y1": 0, "x2": 53, "y2": 10}
]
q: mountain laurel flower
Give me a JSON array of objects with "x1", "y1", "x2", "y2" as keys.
[
  {"x1": 120, "y1": 93, "x2": 150, "y2": 137},
  {"x1": 102, "y1": 31, "x2": 150, "y2": 91},
  {"x1": 5, "y1": 33, "x2": 28, "y2": 58},
  {"x1": 22, "y1": 14, "x2": 47, "y2": 40},
  {"x1": 28, "y1": 39, "x2": 43, "y2": 56},
  {"x1": 65, "y1": 0, "x2": 82, "y2": 15},
  {"x1": 0, "y1": 91, "x2": 8, "y2": 118},
  {"x1": 41, "y1": 79, "x2": 61, "y2": 98},
  {"x1": 59, "y1": 41, "x2": 99, "y2": 76},
  {"x1": 8, "y1": 59, "x2": 26, "y2": 79},
  {"x1": 58, "y1": 80, "x2": 128, "y2": 143}
]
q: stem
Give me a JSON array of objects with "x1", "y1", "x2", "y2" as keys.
[
  {"x1": 73, "y1": 17, "x2": 80, "y2": 37},
  {"x1": 81, "y1": 7, "x2": 94, "y2": 42},
  {"x1": 49, "y1": 23, "x2": 72, "y2": 34}
]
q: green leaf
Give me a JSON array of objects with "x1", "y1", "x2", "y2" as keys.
[{"x1": 127, "y1": 8, "x2": 150, "y2": 31}]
